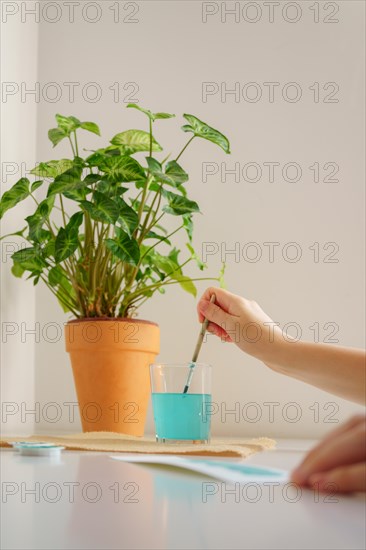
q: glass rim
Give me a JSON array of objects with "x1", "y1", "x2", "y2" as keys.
[{"x1": 149, "y1": 362, "x2": 212, "y2": 369}]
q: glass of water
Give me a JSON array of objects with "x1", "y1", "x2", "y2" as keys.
[{"x1": 149, "y1": 363, "x2": 212, "y2": 443}]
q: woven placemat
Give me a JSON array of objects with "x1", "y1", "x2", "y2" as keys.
[{"x1": 0, "y1": 432, "x2": 275, "y2": 458}]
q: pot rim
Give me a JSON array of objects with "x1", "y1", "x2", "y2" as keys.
[{"x1": 66, "y1": 317, "x2": 158, "y2": 327}]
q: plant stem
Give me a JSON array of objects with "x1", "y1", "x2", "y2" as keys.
[
  {"x1": 139, "y1": 224, "x2": 184, "y2": 264},
  {"x1": 29, "y1": 193, "x2": 40, "y2": 207},
  {"x1": 149, "y1": 118, "x2": 153, "y2": 157},
  {"x1": 125, "y1": 257, "x2": 191, "y2": 302},
  {"x1": 175, "y1": 135, "x2": 195, "y2": 162},
  {"x1": 138, "y1": 183, "x2": 162, "y2": 244},
  {"x1": 68, "y1": 137, "x2": 76, "y2": 157},
  {"x1": 142, "y1": 192, "x2": 165, "y2": 239},
  {"x1": 59, "y1": 196, "x2": 67, "y2": 227},
  {"x1": 135, "y1": 175, "x2": 152, "y2": 235},
  {"x1": 73, "y1": 131, "x2": 79, "y2": 157},
  {"x1": 40, "y1": 276, "x2": 79, "y2": 317},
  {"x1": 148, "y1": 212, "x2": 165, "y2": 231},
  {"x1": 122, "y1": 223, "x2": 185, "y2": 310},
  {"x1": 127, "y1": 276, "x2": 218, "y2": 309},
  {"x1": 131, "y1": 189, "x2": 143, "y2": 209}
]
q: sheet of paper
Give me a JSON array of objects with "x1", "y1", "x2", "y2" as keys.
[{"x1": 110, "y1": 454, "x2": 289, "y2": 484}]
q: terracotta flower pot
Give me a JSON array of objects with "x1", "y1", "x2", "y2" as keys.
[{"x1": 65, "y1": 318, "x2": 160, "y2": 436}]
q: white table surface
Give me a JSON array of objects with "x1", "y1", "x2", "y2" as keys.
[{"x1": 1, "y1": 439, "x2": 365, "y2": 550}]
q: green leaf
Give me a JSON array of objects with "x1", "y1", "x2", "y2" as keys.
[
  {"x1": 146, "y1": 157, "x2": 161, "y2": 173},
  {"x1": 145, "y1": 231, "x2": 171, "y2": 246},
  {"x1": 115, "y1": 197, "x2": 139, "y2": 237},
  {"x1": 145, "y1": 249, "x2": 197, "y2": 297},
  {"x1": 126, "y1": 104, "x2": 175, "y2": 122},
  {"x1": 48, "y1": 265, "x2": 71, "y2": 289},
  {"x1": 110, "y1": 130, "x2": 162, "y2": 154},
  {"x1": 48, "y1": 266, "x2": 65, "y2": 286},
  {"x1": 30, "y1": 159, "x2": 74, "y2": 178},
  {"x1": 146, "y1": 157, "x2": 188, "y2": 187},
  {"x1": 55, "y1": 226, "x2": 79, "y2": 263},
  {"x1": 48, "y1": 128, "x2": 67, "y2": 147},
  {"x1": 54, "y1": 212, "x2": 83, "y2": 263},
  {"x1": 163, "y1": 192, "x2": 200, "y2": 216},
  {"x1": 154, "y1": 112, "x2": 176, "y2": 120},
  {"x1": 81, "y1": 191, "x2": 120, "y2": 224},
  {"x1": 67, "y1": 211, "x2": 84, "y2": 232},
  {"x1": 56, "y1": 114, "x2": 81, "y2": 133},
  {"x1": 186, "y1": 243, "x2": 206, "y2": 271},
  {"x1": 126, "y1": 104, "x2": 153, "y2": 119},
  {"x1": 12, "y1": 247, "x2": 46, "y2": 273},
  {"x1": 47, "y1": 166, "x2": 87, "y2": 200},
  {"x1": 42, "y1": 238, "x2": 55, "y2": 260},
  {"x1": 25, "y1": 196, "x2": 55, "y2": 242},
  {"x1": 85, "y1": 151, "x2": 106, "y2": 167},
  {"x1": 173, "y1": 273, "x2": 197, "y2": 297},
  {"x1": 99, "y1": 155, "x2": 146, "y2": 181},
  {"x1": 168, "y1": 247, "x2": 180, "y2": 265},
  {"x1": 49, "y1": 180, "x2": 88, "y2": 200},
  {"x1": 84, "y1": 174, "x2": 101, "y2": 184},
  {"x1": 103, "y1": 146, "x2": 123, "y2": 156},
  {"x1": 182, "y1": 114, "x2": 231, "y2": 154},
  {"x1": 96, "y1": 180, "x2": 128, "y2": 196},
  {"x1": 183, "y1": 215, "x2": 193, "y2": 241},
  {"x1": 0, "y1": 227, "x2": 27, "y2": 242},
  {"x1": 80, "y1": 121, "x2": 101, "y2": 136},
  {"x1": 31, "y1": 180, "x2": 44, "y2": 193},
  {"x1": 0, "y1": 178, "x2": 30, "y2": 219},
  {"x1": 11, "y1": 262, "x2": 25, "y2": 278},
  {"x1": 48, "y1": 166, "x2": 82, "y2": 190},
  {"x1": 131, "y1": 199, "x2": 151, "y2": 213},
  {"x1": 149, "y1": 252, "x2": 177, "y2": 275},
  {"x1": 105, "y1": 228, "x2": 140, "y2": 266},
  {"x1": 49, "y1": 115, "x2": 99, "y2": 147},
  {"x1": 165, "y1": 160, "x2": 189, "y2": 185}
]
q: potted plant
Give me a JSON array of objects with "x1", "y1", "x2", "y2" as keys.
[{"x1": 0, "y1": 104, "x2": 230, "y2": 435}]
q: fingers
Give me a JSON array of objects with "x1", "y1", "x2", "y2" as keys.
[
  {"x1": 308, "y1": 462, "x2": 366, "y2": 493},
  {"x1": 315, "y1": 414, "x2": 365, "y2": 446},
  {"x1": 294, "y1": 415, "x2": 365, "y2": 472},
  {"x1": 206, "y1": 321, "x2": 233, "y2": 342},
  {"x1": 199, "y1": 302, "x2": 236, "y2": 343},
  {"x1": 197, "y1": 287, "x2": 240, "y2": 343},
  {"x1": 291, "y1": 417, "x2": 366, "y2": 486},
  {"x1": 197, "y1": 287, "x2": 241, "y2": 323}
]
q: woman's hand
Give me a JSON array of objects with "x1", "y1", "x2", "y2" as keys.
[
  {"x1": 197, "y1": 287, "x2": 283, "y2": 361},
  {"x1": 291, "y1": 415, "x2": 366, "y2": 492},
  {"x1": 197, "y1": 287, "x2": 366, "y2": 404}
]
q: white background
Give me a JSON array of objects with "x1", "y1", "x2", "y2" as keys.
[{"x1": 1, "y1": 1, "x2": 365, "y2": 438}]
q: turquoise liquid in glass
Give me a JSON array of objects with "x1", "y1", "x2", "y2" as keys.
[{"x1": 152, "y1": 393, "x2": 212, "y2": 441}]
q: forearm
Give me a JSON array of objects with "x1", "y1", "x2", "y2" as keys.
[
  {"x1": 197, "y1": 288, "x2": 366, "y2": 404},
  {"x1": 262, "y1": 340, "x2": 366, "y2": 404}
]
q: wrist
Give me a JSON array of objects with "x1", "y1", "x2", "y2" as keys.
[{"x1": 255, "y1": 330, "x2": 293, "y2": 371}]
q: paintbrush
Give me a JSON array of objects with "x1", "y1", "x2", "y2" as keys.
[{"x1": 183, "y1": 293, "x2": 216, "y2": 394}]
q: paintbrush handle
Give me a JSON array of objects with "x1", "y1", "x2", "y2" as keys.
[
  {"x1": 191, "y1": 294, "x2": 216, "y2": 363},
  {"x1": 183, "y1": 293, "x2": 216, "y2": 393}
]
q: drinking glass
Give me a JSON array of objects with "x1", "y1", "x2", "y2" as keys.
[{"x1": 150, "y1": 363, "x2": 212, "y2": 443}]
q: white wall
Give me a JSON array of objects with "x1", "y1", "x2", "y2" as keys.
[
  {"x1": 0, "y1": 13, "x2": 39, "y2": 435},
  {"x1": 3, "y1": 1, "x2": 364, "y2": 438}
]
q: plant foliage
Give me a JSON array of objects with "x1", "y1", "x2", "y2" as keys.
[{"x1": 1, "y1": 106, "x2": 230, "y2": 318}]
